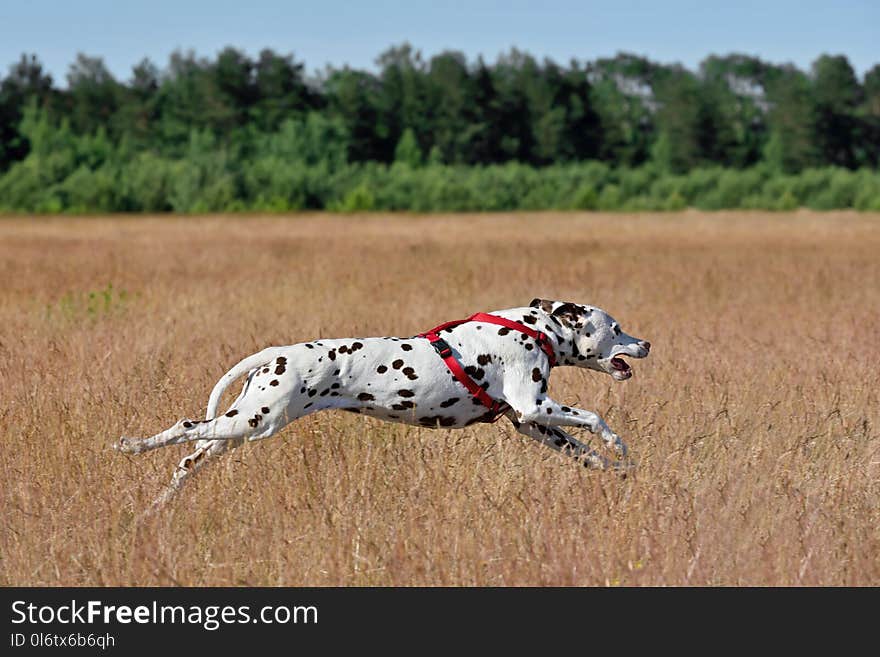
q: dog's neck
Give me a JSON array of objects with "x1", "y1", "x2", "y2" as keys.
[
  {"x1": 492, "y1": 306, "x2": 575, "y2": 368},
  {"x1": 535, "y1": 309, "x2": 578, "y2": 367}
]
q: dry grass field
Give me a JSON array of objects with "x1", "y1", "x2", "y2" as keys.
[{"x1": 1, "y1": 211, "x2": 878, "y2": 586}]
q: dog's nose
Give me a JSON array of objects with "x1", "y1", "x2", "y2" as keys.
[{"x1": 640, "y1": 340, "x2": 651, "y2": 352}]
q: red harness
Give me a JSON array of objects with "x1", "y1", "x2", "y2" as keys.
[{"x1": 418, "y1": 313, "x2": 557, "y2": 422}]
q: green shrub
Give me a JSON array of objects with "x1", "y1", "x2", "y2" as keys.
[
  {"x1": 330, "y1": 183, "x2": 376, "y2": 212},
  {"x1": 1, "y1": 117, "x2": 879, "y2": 216},
  {"x1": 572, "y1": 186, "x2": 599, "y2": 210}
]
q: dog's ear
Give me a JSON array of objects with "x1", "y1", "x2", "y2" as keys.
[
  {"x1": 530, "y1": 298, "x2": 556, "y2": 313},
  {"x1": 552, "y1": 302, "x2": 583, "y2": 326}
]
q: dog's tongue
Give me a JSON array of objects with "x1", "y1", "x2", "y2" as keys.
[{"x1": 611, "y1": 357, "x2": 630, "y2": 371}]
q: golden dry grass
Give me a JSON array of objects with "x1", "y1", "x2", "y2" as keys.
[{"x1": 1, "y1": 211, "x2": 878, "y2": 586}]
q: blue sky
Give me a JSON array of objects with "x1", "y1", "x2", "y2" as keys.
[{"x1": 2, "y1": 0, "x2": 877, "y2": 85}]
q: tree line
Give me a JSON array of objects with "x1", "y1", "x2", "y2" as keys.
[{"x1": 1, "y1": 45, "x2": 879, "y2": 212}]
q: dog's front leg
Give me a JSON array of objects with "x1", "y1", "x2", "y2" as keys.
[
  {"x1": 535, "y1": 399, "x2": 627, "y2": 457},
  {"x1": 505, "y1": 390, "x2": 628, "y2": 458},
  {"x1": 506, "y1": 411, "x2": 610, "y2": 469},
  {"x1": 503, "y1": 367, "x2": 629, "y2": 458}
]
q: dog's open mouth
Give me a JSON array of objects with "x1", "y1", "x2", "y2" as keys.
[
  {"x1": 611, "y1": 356, "x2": 631, "y2": 373},
  {"x1": 610, "y1": 356, "x2": 633, "y2": 380}
]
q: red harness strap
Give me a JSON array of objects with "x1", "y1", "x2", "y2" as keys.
[{"x1": 418, "y1": 313, "x2": 557, "y2": 422}]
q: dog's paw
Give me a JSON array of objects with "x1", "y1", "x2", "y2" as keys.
[
  {"x1": 114, "y1": 436, "x2": 139, "y2": 454},
  {"x1": 602, "y1": 431, "x2": 628, "y2": 458},
  {"x1": 614, "y1": 458, "x2": 637, "y2": 479},
  {"x1": 582, "y1": 452, "x2": 612, "y2": 470}
]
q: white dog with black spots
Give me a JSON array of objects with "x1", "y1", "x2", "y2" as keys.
[{"x1": 116, "y1": 299, "x2": 651, "y2": 506}]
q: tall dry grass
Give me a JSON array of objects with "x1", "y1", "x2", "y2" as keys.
[{"x1": 1, "y1": 211, "x2": 878, "y2": 586}]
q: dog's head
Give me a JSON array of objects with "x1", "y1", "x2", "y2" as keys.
[{"x1": 530, "y1": 299, "x2": 651, "y2": 381}]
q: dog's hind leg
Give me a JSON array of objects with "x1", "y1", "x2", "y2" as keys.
[
  {"x1": 116, "y1": 407, "x2": 286, "y2": 454},
  {"x1": 150, "y1": 437, "x2": 244, "y2": 508},
  {"x1": 149, "y1": 369, "x2": 259, "y2": 507}
]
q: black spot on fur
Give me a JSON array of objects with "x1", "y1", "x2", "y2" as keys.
[
  {"x1": 357, "y1": 392, "x2": 375, "y2": 401},
  {"x1": 225, "y1": 410, "x2": 239, "y2": 417},
  {"x1": 308, "y1": 389, "x2": 317, "y2": 397},
  {"x1": 525, "y1": 343, "x2": 534, "y2": 350},
  {"x1": 440, "y1": 397, "x2": 460, "y2": 407},
  {"x1": 532, "y1": 368, "x2": 542, "y2": 382},
  {"x1": 304, "y1": 402, "x2": 312, "y2": 409},
  {"x1": 261, "y1": 406, "x2": 270, "y2": 414},
  {"x1": 331, "y1": 382, "x2": 340, "y2": 389},
  {"x1": 398, "y1": 389, "x2": 415, "y2": 398},
  {"x1": 464, "y1": 365, "x2": 485, "y2": 380},
  {"x1": 498, "y1": 327, "x2": 510, "y2": 335},
  {"x1": 320, "y1": 388, "x2": 330, "y2": 396},
  {"x1": 392, "y1": 359, "x2": 404, "y2": 369},
  {"x1": 351, "y1": 341, "x2": 364, "y2": 352},
  {"x1": 465, "y1": 410, "x2": 502, "y2": 426},
  {"x1": 401, "y1": 343, "x2": 413, "y2": 351},
  {"x1": 183, "y1": 421, "x2": 192, "y2": 428},
  {"x1": 419, "y1": 415, "x2": 457, "y2": 427},
  {"x1": 561, "y1": 406, "x2": 571, "y2": 412},
  {"x1": 339, "y1": 345, "x2": 348, "y2": 354},
  {"x1": 477, "y1": 354, "x2": 492, "y2": 366},
  {"x1": 377, "y1": 365, "x2": 388, "y2": 373},
  {"x1": 305, "y1": 343, "x2": 314, "y2": 349},
  {"x1": 522, "y1": 315, "x2": 537, "y2": 324},
  {"x1": 392, "y1": 401, "x2": 415, "y2": 410},
  {"x1": 275, "y1": 364, "x2": 286, "y2": 375},
  {"x1": 328, "y1": 349, "x2": 336, "y2": 360},
  {"x1": 270, "y1": 379, "x2": 279, "y2": 386}
]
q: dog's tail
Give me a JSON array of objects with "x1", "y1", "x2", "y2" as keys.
[{"x1": 205, "y1": 347, "x2": 282, "y2": 420}]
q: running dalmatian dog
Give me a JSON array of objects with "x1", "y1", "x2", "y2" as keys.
[{"x1": 115, "y1": 299, "x2": 651, "y2": 505}]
